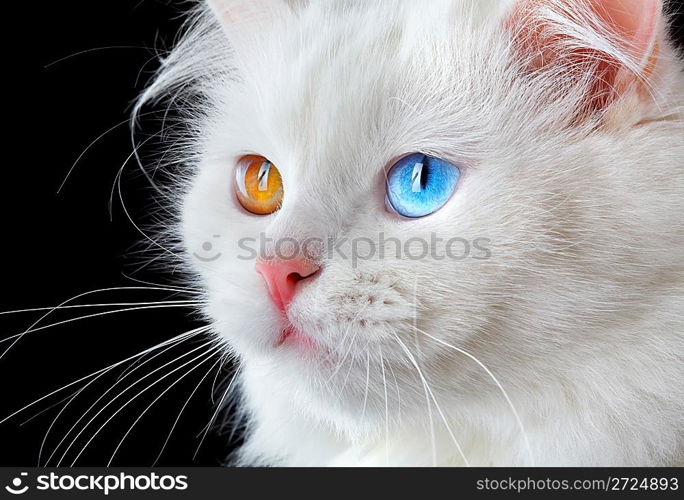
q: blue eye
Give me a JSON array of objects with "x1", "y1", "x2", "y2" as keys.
[{"x1": 385, "y1": 153, "x2": 461, "y2": 218}]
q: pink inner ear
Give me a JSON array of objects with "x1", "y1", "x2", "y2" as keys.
[
  {"x1": 590, "y1": 0, "x2": 659, "y2": 65},
  {"x1": 208, "y1": 0, "x2": 256, "y2": 26},
  {"x1": 507, "y1": 0, "x2": 663, "y2": 115},
  {"x1": 207, "y1": 0, "x2": 293, "y2": 49}
]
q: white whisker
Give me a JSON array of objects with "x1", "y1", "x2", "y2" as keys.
[
  {"x1": 152, "y1": 356, "x2": 226, "y2": 466},
  {"x1": 64, "y1": 341, "x2": 223, "y2": 466},
  {"x1": 56, "y1": 111, "x2": 158, "y2": 194},
  {"x1": 110, "y1": 131, "x2": 183, "y2": 261},
  {"x1": 0, "y1": 286, "x2": 202, "y2": 358},
  {"x1": 39, "y1": 326, "x2": 208, "y2": 466},
  {"x1": 1, "y1": 304, "x2": 201, "y2": 347},
  {"x1": 107, "y1": 348, "x2": 222, "y2": 466},
  {"x1": 412, "y1": 325, "x2": 535, "y2": 466},
  {"x1": 387, "y1": 360, "x2": 402, "y2": 426},
  {"x1": 391, "y1": 331, "x2": 470, "y2": 466},
  {"x1": 0, "y1": 300, "x2": 200, "y2": 317},
  {"x1": 411, "y1": 274, "x2": 435, "y2": 465},
  {"x1": 379, "y1": 346, "x2": 390, "y2": 466},
  {"x1": 193, "y1": 364, "x2": 242, "y2": 460},
  {"x1": 119, "y1": 273, "x2": 203, "y2": 293},
  {"x1": 360, "y1": 350, "x2": 371, "y2": 422},
  {"x1": 326, "y1": 304, "x2": 368, "y2": 384},
  {"x1": 45, "y1": 46, "x2": 157, "y2": 70},
  {"x1": 51, "y1": 338, "x2": 218, "y2": 466},
  {"x1": 0, "y1": 326, "x2": 212, "y2": 426}
]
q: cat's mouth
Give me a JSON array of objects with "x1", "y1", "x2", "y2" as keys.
[{"x1": 276, "y1": 324, "x2": 318, "y2": 351}]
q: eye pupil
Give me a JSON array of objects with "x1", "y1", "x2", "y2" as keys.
[
  {"x1": 410, "y1": 158, "x2": 428, "y2": 193},
  {"x1": 420, "y1": 162, "x2": 429, "y2": 190},
  {"x1": 257, "y1": 161, "x2": 271, "y2": 192}
]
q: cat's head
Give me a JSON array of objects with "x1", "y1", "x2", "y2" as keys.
[{"x1": 158, "y1": 0, "x2": 681, "y2": 440}]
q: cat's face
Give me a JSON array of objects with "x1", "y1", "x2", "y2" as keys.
[{"x1": 178, "y1": 0, "x2": 674, "y2": 436}]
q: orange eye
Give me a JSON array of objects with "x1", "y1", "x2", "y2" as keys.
[{"x1": 234, "y1": 155, "x2": 284, "y2": 215}]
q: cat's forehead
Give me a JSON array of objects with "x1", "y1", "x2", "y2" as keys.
[{"x1": 232, "y1": 0, "x2": 513, "y2": 175}]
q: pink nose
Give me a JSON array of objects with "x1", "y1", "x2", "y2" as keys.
[{"x1": 255, "y1": 258, "x2": 320, "y2": 312}]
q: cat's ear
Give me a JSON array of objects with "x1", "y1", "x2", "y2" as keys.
[
  {"x1": 206, "y1": 0, "x2": 304, "y2": 35},
  {"x1": 507, "y1": 0, "x2": 666, "y2": 116},
  {"x1": 206, "y1": 0, "x2": 301, "y2": 54},
  {"x1": 206, "y1": 0, "x2": 291, "y2": 27}
]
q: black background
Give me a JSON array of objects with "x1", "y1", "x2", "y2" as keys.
[
  {"x1": 1, "y1": 0, "x2": 683, "y2": 467},
  {"x1": 0, "y1": 0, "x2": 236, "y2": 467}
]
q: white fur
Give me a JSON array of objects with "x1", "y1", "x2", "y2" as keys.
[{"x1": 139, "y1": 0, "x2": 684, "y2": 466}]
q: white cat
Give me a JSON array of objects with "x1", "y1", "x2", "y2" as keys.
[{"x1": 138, "y1": 0, "x2": 684, "y2": 466}]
